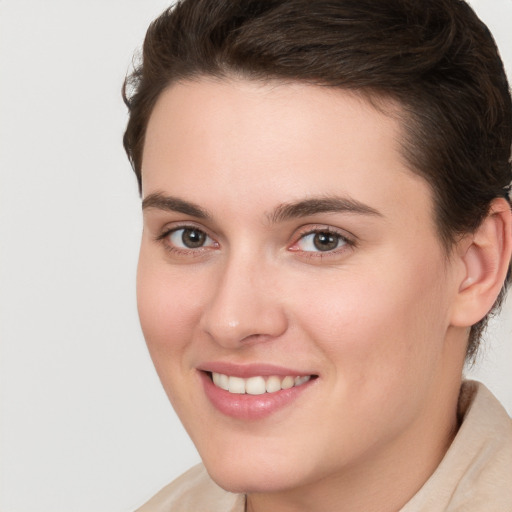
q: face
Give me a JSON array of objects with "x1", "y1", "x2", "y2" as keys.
[{"x1": 138, "y1": 79, "x2": 465, "y2": 495}]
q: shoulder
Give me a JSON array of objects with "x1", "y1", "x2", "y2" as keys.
[
  {"x1": 401, "y1": 380, "x2": 512, "y2": 511},
  {"x1": 135, "y1": 464, "x2": 245, "y2": 512}
]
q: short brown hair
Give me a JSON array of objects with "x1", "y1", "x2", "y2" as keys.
[{"x1": 123, "y1": 0, "x2": 512, "y2": 359}]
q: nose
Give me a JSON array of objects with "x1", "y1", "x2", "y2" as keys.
[{"x1": 199, "y1": 253, "x2": 288, "y2": 348}]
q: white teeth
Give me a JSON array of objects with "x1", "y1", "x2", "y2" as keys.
[
  {"x1": 218, "y1": 373, "x2": 229, "y2": 391},
  {"x1": 295, "y1": 375, "x2": 310, "y2": 386},
  {"x1": 211, "y1": 372, "x2": 312, "y2": 394},
  {"x1": 266, "y1": 375, "x2": 282, "y2": 393},
  {"x1": 213, "y1": 371, "x2": 229, "y2": 391},
  {"x1": 228, "y1": 376, "x2": 246, "y2": 394},
  {"x1": 245, "y1": 376, "x2": 266, "y2": 395},
  {"x1": 281, "y1": 376, "x2": 295, "y2": 389}
]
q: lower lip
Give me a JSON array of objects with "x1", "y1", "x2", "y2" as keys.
[{"x1": 200, "y1": 372, "x2": 315, "y2": 420}]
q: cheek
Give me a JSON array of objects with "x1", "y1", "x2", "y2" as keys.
[
  {"x1": 136, "y1": 253, "x2": 213, "y2": 420},
  {"x1": 290, "y1": 257, "x2": 451, "y2": 382},
  {"x1": 284, "y1": 260, "x2": 453, "y2": 449},
  {"x1": 136, "y1": 253, "x2": 204, "y2": 364}
]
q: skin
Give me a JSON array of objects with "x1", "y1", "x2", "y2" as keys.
[{"x1": 137, "y1": 78, "x2": 506, "y2": 512}]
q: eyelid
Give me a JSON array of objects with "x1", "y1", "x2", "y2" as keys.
[
  {"x1": 155, "y1": 221, "x2": 213, "y2": 240},
  {"x1": 288, "y1": 224, "x2": 355, "y2": 255},
  {"x1": 154, "y1": 221, "x2": 355, "y2": 258},
  {"x1": 155, "y1": 222, "x2": 219, "y2": 254}
]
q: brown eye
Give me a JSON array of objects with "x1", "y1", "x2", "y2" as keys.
[
  {"x1": 168, "y1": 227, "x2": 213, "y2": 249},
  {"x1": 313, "y1": 232, "x2": 339, "y2": 251},
  {"x1": 181, "y1": 228, "x2": 206, "y2": 248},
  {"x1": 296, "y1": 230, "x2": 347, "y2": 252}
]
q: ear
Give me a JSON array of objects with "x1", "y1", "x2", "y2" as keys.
[{"x1": 450, "y1": 198, "x2": 512, "y2": 328}]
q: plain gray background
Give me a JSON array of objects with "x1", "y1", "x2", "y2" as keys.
[{"x1": 0, "y1": 1, "x2": 511, "y2": 511}]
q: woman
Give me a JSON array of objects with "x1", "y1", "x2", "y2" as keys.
[{"x1": 123, "y1": 1, "x2": 512, "y2": 510}]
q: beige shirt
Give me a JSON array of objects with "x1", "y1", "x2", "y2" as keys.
[{"x1": 135, "y1": 381, "x2": 512, "y2": 511}]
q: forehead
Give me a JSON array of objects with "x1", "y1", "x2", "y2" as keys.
[
  {"x1": 142, "y1": 78, "x2": 434, "y2": 229},
  {"x1": 144, "y1": 78, "x2": 401, "y2": 164}
]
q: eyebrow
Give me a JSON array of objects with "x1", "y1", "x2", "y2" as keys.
[
  {"x1": 268, "y1": 196, "x2": 382, "y2": 224},
  {"x1": 142, "y1": 192, "x2": 211, "y2": 219},
  {"x1": 142, "y1": 192, "x2": 382, "y2": 222}
]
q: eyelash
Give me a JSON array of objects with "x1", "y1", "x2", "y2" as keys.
[
  {"x1": 289, "y1": 226, "x2": 354, "y2": 259},
  {"x1": 156, "y1": 225, "x2": 218, "y2": 257},
  {"x1": 156, "y1": 224, "x2": 355, "y2": 259}
]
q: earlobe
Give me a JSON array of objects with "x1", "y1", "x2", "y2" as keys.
[{"x1": 451, "y1": 198, "x2": 512, "y2": 327}]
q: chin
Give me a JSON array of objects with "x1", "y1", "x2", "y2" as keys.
[{"x1": 202, "y1": 454, "x2": 316, "y2": 495}]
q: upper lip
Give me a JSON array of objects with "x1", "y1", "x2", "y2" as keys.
[{"x1": 197, "y1": 361, "x2": 316, "y2": 378}]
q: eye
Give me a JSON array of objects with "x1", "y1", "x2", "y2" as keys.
[
  {"x1": 293, "y1": 230, "x2": 348, "y2": 253},
  {"x1": 166, "y1": 227, "x2": 216, "y2": 250}
]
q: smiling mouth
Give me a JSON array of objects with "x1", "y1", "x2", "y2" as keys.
[{"x1": 208, "y1": 372, "x2": 317, "y2": 395}]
